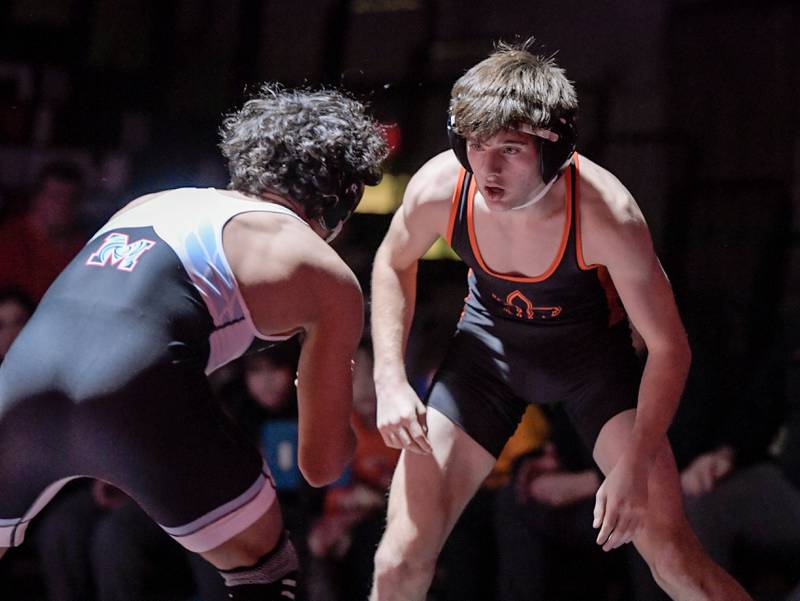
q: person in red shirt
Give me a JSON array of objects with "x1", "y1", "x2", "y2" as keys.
[{"x1": 0, "y1": 162, "x2": 86, "y2": 301}]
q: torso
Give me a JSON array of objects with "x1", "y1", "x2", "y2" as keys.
[
  {"x1": 51, "y1": 188, "x2": 309, "y2": 375},
  {"x1": 470, "y1": 177, "x2": 570, "y2": 278},
  {"x1": 446, "y1": 155, "x2": 627, "y2": 329}
]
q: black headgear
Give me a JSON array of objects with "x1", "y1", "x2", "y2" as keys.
[
  {"x1": 315, "y1": 174, "x2": 370, "y2": 241},
  {"x1": 446, "y1": 113, "x2": 577, "y2": 183}
]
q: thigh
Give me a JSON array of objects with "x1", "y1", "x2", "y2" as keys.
[
  {"x1": 593, "y1": 411, "x2": 698, "y2": 549},
  {"x1": 81, "y1": 368, "x2": 274, "y2": 554},
  {"x1": 427, "y1": 331, "x2": 527, "y2": 458},
  {"x1": 382, "y1": 408, "x2": 496, "y2": 555}
]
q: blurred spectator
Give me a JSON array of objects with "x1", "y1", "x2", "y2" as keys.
[
  {"x1": 306, "y1": 342, "x2": 400, "y2": 601},
  {"x1": 628, "y1": 335, "x2": 800, "y2": 601},
  {"x1": 493, "y1": 405, "x2": 622, "y2": 601},
  {"x1": 0, "y1": 287, "x2": 34, "y2": 362},
  {"x1": 33, "y1": 480, "x2": 194, "y2": 601},
  {"x1": 0, "y1": 162, "x2": 87, "y2": 301},
  {"x1": 434, "y1": 404, "x2": 548, "y2": 601}
]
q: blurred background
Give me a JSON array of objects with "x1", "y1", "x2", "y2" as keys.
[{"x1": 0, "y1": 1, "x2": 799, "y2": 600}]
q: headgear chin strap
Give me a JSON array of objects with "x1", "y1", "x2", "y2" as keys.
[
  {"x1": 446, "y1": 113, "x2": 577, "y2": 184},
  {"x1": 510, "y1": 176, "x2": 558, "y2": 211}
]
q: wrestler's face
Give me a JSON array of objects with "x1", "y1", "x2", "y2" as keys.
[{"x1": 466, "y1": 129, "x2": 543, "y2": 211}]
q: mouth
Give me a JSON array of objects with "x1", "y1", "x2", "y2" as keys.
[{"x1": 484, "y1": 185, "x2": 504, "y2": 198}]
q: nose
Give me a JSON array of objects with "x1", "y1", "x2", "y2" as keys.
[{"x1": 484, "y1": 150, "x2": 503, "y2": 176}]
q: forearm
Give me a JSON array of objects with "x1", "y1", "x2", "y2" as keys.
[
  {"x1": 370, "y1": 249, "x2": 418, "y2": 388},
  {"x1": 630, "y1": 344, "x2": 691, "y2": 461}
]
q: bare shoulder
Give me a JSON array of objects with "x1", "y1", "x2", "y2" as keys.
[
  {"x1": 577, "y1": 155, "x2": 653, "y2": 265},
  {"x1": 227, "y1": 212, "x2": 359, "y2": 297},
  {"x1": 403, "y1": 151, "x2": 462, "y2": 213},
  {"x1": 578, "y1": 155, "x2": 644, "y2": 228}
]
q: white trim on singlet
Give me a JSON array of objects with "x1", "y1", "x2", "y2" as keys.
[
  {"x1": 0, "y1": 476, "x2": 78, "y2": 547},
  {"x1": 160, "y1": 461, "x2": 277, "y2": 553},
  {"x1": 90, "y1": 188, "x2": 308, "y2": 374}
]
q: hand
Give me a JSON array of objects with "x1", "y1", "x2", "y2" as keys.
[
  {"x1": 376, "y1": 380, "x2": 432, "y2": 454},
  {"x1": 593, "y1": 451, "x2": 649, "y2": 551},
  {"x1": 680, "y1": 446, "x2": 734, "y2": 497},
  {"x1": 529, "y1": 470, "x2": 601, "y2": 508}
]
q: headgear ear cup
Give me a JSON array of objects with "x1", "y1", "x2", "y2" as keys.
[
  {"x1": 446, "y1": 112, "x2": 577, "y2": 183},
  {"x1": 447, "y1": 115, "x2": 472, "y2": 172},
  {"x1": 539, "y1": 115, "x2": 578, "y2": 183},
  {"x1": 318, "y1": 180, "x2": 366, "y2": 238}
]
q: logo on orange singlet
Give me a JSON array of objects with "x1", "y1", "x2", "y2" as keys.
[{"x1": 491, "y1": 290, "x2": 562, "y2": 320}]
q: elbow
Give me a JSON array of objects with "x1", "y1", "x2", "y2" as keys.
[
  {"x1": 299, "y1": 463, "x2": 341, "y2": 488},
  {"x1": 298, "y1": 430, "x2": 356, "y2": 488}
]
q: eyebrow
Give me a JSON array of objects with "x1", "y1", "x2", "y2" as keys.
[{"x1": 470, "y1": 137, "x2": 529, "y2": 146}]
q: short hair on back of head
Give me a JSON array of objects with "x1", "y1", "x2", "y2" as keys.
[
  {"x1": 449, "y1": 38, "x2": 578, "y2": 140},
  {"x1": 219, "y1": 84, "x2": 388, "y2": 220}
]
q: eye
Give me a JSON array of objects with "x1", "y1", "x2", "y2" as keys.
[
  {"x1": 467, "y1": 141, "x2": 483, "y2": 151},
  {"x1": 503, "y1": 146, "x2": 520, "y2": 155}
]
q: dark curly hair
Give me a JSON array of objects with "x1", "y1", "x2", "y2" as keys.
[{"x1": 219, "y1": 84, "x2": 388, "y2": 221}]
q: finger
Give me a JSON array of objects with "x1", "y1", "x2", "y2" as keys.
[
  {"x1": 593, "y1": 487, "x2": 606, "y2": 529},
  {"x1": 416, "y1": 401, "x2": 429, "y2": 434},
  {"x1": 394, "y1": 427, "x2": 427, "y2": 455},
  {"x1": 394, "y1": 427, "x2": 414, "y2": 449},
  {"x1": 624, "y1": 514, "x2": 644, "y2": 546},
  {"x1": 602, "y1": 529, "x2": 617, "y2": 552},
  {"x1": 407, "y1": 418, "x2": 433, "y2": 454},
  {"x1": 381, "y1": 430, "x2": 401, "y2": 449},
  {"x1": 608, "y1": 515, "x2": 633, "y2": 550},
  {"x1": 596, "y1": 507, "x2": 618, "y2": 546}
]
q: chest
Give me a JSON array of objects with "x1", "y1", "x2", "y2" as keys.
[{"x1": 471, "y1": 204, "x2": 570, "y2": 278}]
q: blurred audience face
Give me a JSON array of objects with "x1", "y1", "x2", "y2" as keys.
[
  {"x1": 0, "y1": 297, "x2": 31, "y2": 359},
  {"x1": 353, "y1": 347, "x2": 377, "y2": 422},
  {"x1": 244, "y1": 354, "x2": 293, "y2": 412},
  {"x1": 31, "y1": 176, "x2": 83, "y2": 234}
]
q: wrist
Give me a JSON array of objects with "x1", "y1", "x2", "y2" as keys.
[
  {"x1": 628, "y1": 430, "x2": 664, "y2": 464},
  {"x1": 374, "y1": 365, "x2": 408, "y2": 390}
]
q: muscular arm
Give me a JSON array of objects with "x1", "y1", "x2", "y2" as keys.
[
  {"x1": 293, "y1": 267, "x2": 363, "y2": 486},
  {"x1": 229, "y1": 216, "x2": 363, "y2": 486},
  {"x1": 582, "y1": 163, "x2": 691, "y2": 549},
  {"x1": 599, "y1": 212, "x2": 690, "y2": 461},
  {"x1": 370, "y1": 152, "x2": 459, "y2": 452}
]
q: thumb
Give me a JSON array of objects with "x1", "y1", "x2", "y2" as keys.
[
  {"x1": 416, "y1": 399, "x2": 428, "y2": 433},
  {"x1": 593, "y1": 483, "x2": 606, "y2": 528}
]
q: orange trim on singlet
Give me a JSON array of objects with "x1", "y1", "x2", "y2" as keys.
[
  {"x1": 466, "y1": 163, "x2": 572, "y2": 283},
  {"x1": 445, "y1": 169, "x2": 467, "y2": 246},
  {"x1": 573, "y1": 153, "x2": 600, "y2": 271},
  {"x1": 596, "y1": 265, "x2": 626, "y2": 326}
]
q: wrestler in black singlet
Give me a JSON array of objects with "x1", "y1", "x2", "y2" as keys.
[
  {"x1": 0, "y1": 190, "x2": 294, "y2": 552},
  {"x1": 426, "y1": 156, "x2": 641, "y2": 456}
]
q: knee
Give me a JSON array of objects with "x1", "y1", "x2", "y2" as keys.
[
  {"x1": 373, "y1": 525, "x2": 440, "y2": 587},
  {"x1": 639, "y1": 526, "x2": 699, "y2": 588}
]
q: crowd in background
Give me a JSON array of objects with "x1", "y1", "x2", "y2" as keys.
[{"x1": 0, "y1": 159, "x2": 799, "y2": 601}]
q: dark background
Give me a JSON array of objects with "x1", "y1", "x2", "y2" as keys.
[{"x1": 1, "y1": 0, "x2": 798, "y2": 471}]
